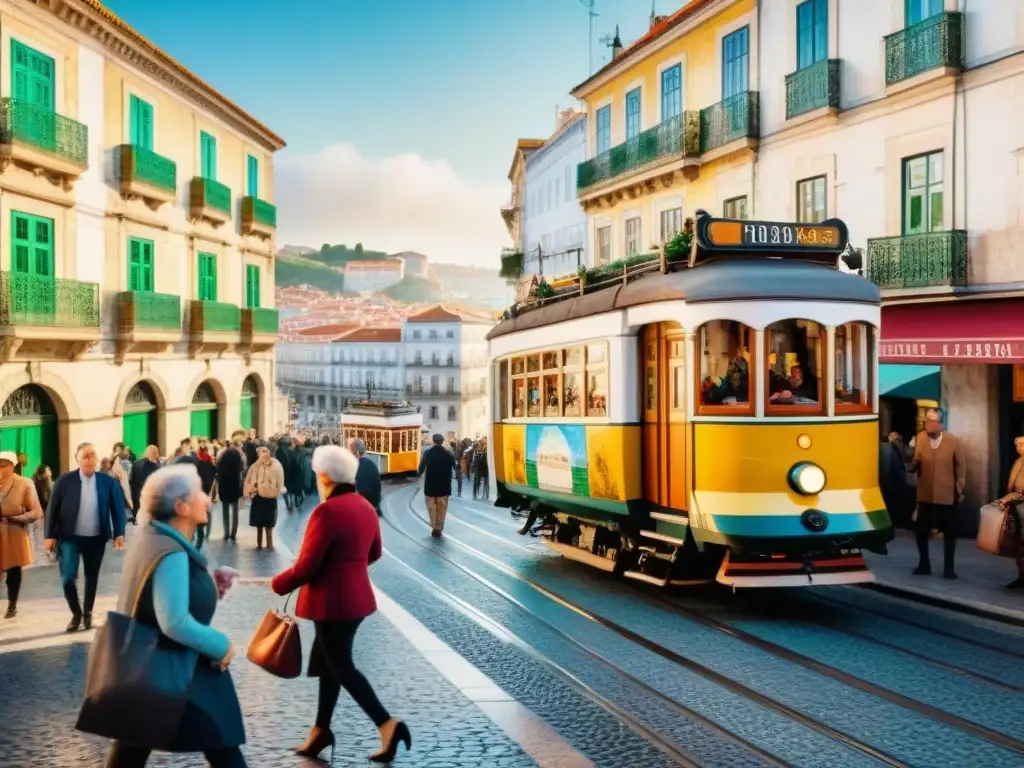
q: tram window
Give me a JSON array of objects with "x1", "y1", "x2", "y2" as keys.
[
  {"x1": 544, "y1": 373, "x2": 560, "y2": 416},
  {"x1": 670, "y1": 339, "x2": 686, "y2": 411},
  {"x1": 563, "y1": 371, "x2": 582, "y2": 416},
  {"x1": 498, "y1": 359, "x2": 509, "y2": 420},
  {"x1": 527, "y1": 355, "x2": 541, "y2": 373},
  {"x1": 512, "y1": 379, "x2": 526, "y2": 417},
  {"x1": 698, "y1": 320, "x2": 752, "y2": 412},
  {"x1": 511, "y1": 357, "x2": 525, "y2": 375},
  {"x1": 835, "y1": 322, "x2": 872, "y2": 412},
  {"x1": 766, "y1": 319, "x2": 824, "y2": 413},
  {"x1": 542, "y1": 351, "x2": 559, "y2": 370},
  {"x1": 586, "y1": 344, "x2": 608, "y2": 417},
  {"x1": 563, "y1": 347, "x2": 583, "y2": 368},
  {"x1": 527, "y1": 376, "x2": 542, "y2": 417}
]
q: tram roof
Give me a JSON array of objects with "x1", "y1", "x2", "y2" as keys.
[{"x1": 486, "y1": 259, "x2": 880, "y2": 341}]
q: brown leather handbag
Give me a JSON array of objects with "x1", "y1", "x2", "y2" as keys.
[{"x1": 247, "y1": 593, "x2": 302, "y2": 678}]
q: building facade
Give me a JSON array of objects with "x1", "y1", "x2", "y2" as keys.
[
  {"x1": 343, "y1": 258, "x2": 404, "y2": 293},
  {"x1": 521, "y1": 110, "x2": 589, "y2": 278},
  {"x1": 0, "y1": 0, "x2": 284, "y2": 473},
  {"x1": 392, "y1": 251, "x2": 428, "y2": 277},
  {"x1": 500, "y1": 139, "x2": 544, "y2": 252}
]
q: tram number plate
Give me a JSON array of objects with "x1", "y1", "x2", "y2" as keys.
[{"x1": 708, "y1": 221, "x2": 841, "y2": 249}]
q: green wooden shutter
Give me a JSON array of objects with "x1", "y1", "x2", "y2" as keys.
[
  {"x1": 128, "y1": 238, "x2": 141, "y2": 290},
  {"x1": 11, "y1": 212, "x2": 31, "y2": 274},
  {"x1": 141, "y1": 240, "x2": 154, "y2": 291},
  {"x1": 32, "y1": 217, "x2": 53, "y2": 278},
  {"x1": 200, "y1": 132, "x2": 217, "y2": 180},
  {"x1": 198, "y1": 252, "x2": 217, "y2": 301},
  {"x1": 245, "y1": 265, "x2": 260, "y2": 308},
  {"x1": 130, "y1": 96, "x2": 154, "y2": 149},
  {"x1": 11, "y1": 41, "x2": 54, "y2": 110},
  {"x1": 247, "y1": 155, "x2": 258, "y2": 197},
  {"x1": 11, "y1": 41, "x2": 28, "y2": 102}
]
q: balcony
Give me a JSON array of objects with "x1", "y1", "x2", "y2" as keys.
[
  {"x1": 241, "y1": 306, "x2": 279, "y2": 353},
  {"x1": 785, "y1": 60, "x2": 840, "y2": 120},
  {"x1": 188, "y1": 299, "x2": 240, "y2": 356},
  {"x1": 699, "y1": 91, "x2": 760, "y2": 157},
  {"x1": 115, "y1": 144, "x2": 177, "y2": 208},
  {"x1": 406, "y1": 385, "x2": 461, "y2": 399},
  {"x1": 0, "y1": 272, "x2": 100, "y2": 360},
  {"x1": 241, "y1": 196, "x2": 276, "y2": 239},
  {"x1": 866, "y1": 230, "x2": 968, "y2": 292},
  {"x1": 0, "y1": 98, "x2": 88, "y2": 187},
  {"x1": 577, "y1": 111, "x2": 700, "y2": 193},
  {"x1": 884, "y1": 12, "x2": 965, "y2": 90},
  {"x1": 189, "y1": 176, "x2": 232, "y2": 226},
  {"x1": 115, "y1": 290, "x2": 181, "y2": 362}
]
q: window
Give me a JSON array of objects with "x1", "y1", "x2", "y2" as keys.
[
  {"x1": 447, "y1": 406, "x2": 457, "y2": 420},
  {"x1": 669, "y1": 338, "x2": 686, "y2": 412},
  {"x1": 506, "y1": 344, "x2": 606, "y2": 420},
  {"x1": 766, "y1": 319, "x2": 823, "y2": 413},
  {"x1": 903, "y1": 152, "x2": 943, "y2": 235},
  {"x1": 724, "y1": 196, "x2": 748, "y2": 219},
  {"x1": 128, "y1": 238, "x2": 154, "y2": 292},
  {"x1": 596, "y1": 225, "x2": 611, "y2": 265},
  {"x1": 698, "y1": 321, "x2": 752, "y2": 412},
  {"x1": 446, "y1": 330, "x2": 454, "y2": 338},
  {"x1": 660, "y1": 208, "x2": 683, "y2": 242},
  {"x1": 906, "y1": 0, "x2": 943, "y2": 26},
  {"x1": 498, "y1": 360, "x2": 509, "y2": 420},
  {"x1": 796, "y1": 0, "x2": 828, "y2": 70},
  {"x1": 835, "y1": 322, "x2": 872, "y2": 413},
  {"x1": 625, "y1": 217, "x2": 641, "y2": 255},
  {"x1": 625, "y1": 87, "x2": 641, "y2": 140},
  {"x1": 245, "y1": 264, "x2": 260, "y2": 308},
  {"x1": 200, "y1": 131, "x2": 217, "y2": 180},
  {"x1": 661, "y1": 64, "x2": 682, "y2": 121},
  {"x1": 429, "y1": 406, "x2": 438, "y2": 420},
  {"x1": 565, "y1": 166, "x2": 572, "y2": 201},
  {"x1": 796, "y1": 176, "x2": 827, "y2": 223},
  {"x1": 11, "y1": 208, "x2": 54, "y2": 323},
  {"x1": 446, "y1": 376, "x2": 455, "y2": 394},
  {"x1": 247, "y1": 154, "x2": 259, "y2": 198},
  {"x1": 430, "y1": 375, "x2": 439, "y2": 395},
  {"x1": 197, "y1": 252, "x2": 217, "y2": 301},
  {"x1": 11, "y1": 40, "x2": 54, "y2": 110},
  {"x1": 722, "y1": 27, "x2": 750, "y2": 99},
  {"x1": 595, "y1": 105, "x2": 611, "y2": 154},
  {"x1": 129, "y1": 95, "x2": 154, "y2": 150},
  {"x1": 585, "y1": 343, "x2": 608, "y2": 417}
]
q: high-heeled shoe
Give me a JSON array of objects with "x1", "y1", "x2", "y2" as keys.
[
  {"x1": 295, "y1": 726, "x2": 335, "y2": 761},
  {"x1": 370, "y1": 720, "x2": 411, "y2": 763}
]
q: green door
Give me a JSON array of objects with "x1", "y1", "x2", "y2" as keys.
[
  {"x1": 190, "y1": 408, "x2": 215, "y2": 440},
  {"x1": 239, "y1": 397, "x2": 253, "y2": 431},
  {"x1": 122, "y1": 411, "x2": 155, "y2": 457},
  {"x1": 0, "y1": 385, "x2": 59, "y2": 473}
]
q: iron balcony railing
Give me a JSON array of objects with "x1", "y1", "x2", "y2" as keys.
[
  {"x1": 866, "y1": 230, "x2": 968, "y2": 289},
  {"x1": 241, "y1": 196, "x2": 277, "y2": 228},
  {"x1": 785, "y1": 59, "x2": 841, "y2": 119},
  {"x1": 115, "y1": 144, "x2": 177, "y2": 193},
  {"x1": 117, "y1": 290, "x2": 180, "y2": 331},
  {"x1": 699, "y1": 91, "x2": 760, "y2": 154},
  {"x1": 884, "y1": 12, "x2": 965, "y2": 86},
  {"x1": 576, "y1": 111, "x2": 700, "y2": 190},
  {"x1": 190, "y1": 176, "x2": 232, "y2": 213},
  {"x1": 0, "y1": 98, "x2": 88, "y2": 167},
  {"x1": 0, "y1": 272, "x2": 99, "y2": 327}
]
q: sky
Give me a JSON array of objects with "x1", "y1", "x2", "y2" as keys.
[{"x1": 103, "y1": 0, "x2": 675, "y2": 266}]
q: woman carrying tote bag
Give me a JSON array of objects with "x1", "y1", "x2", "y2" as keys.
[
  {"x1": 244, "y1": 446, "x2": 285, "y2": 551},
  {"x1": 979, "y1": 436, "x2": 1024, "y2": 589}
]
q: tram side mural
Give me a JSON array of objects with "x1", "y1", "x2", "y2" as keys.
[{"x1": 526, "y1": 425, "x2": 589, "y2": 495}]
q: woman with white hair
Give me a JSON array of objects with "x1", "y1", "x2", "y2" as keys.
[
  {"x1": 93, "y1": 464, "x2": 246, "y2": 767},
  {"x1": 271, "y1": 445, "x2": 410, "y2": 763}
]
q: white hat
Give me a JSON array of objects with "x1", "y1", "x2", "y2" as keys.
[{"x1": 0, "y1": 451, "x2": 18, "y2": 465}]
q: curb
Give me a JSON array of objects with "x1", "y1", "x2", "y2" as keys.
[{"x1": 861, "y1": 582, "x2": 1024, "y2": 628}]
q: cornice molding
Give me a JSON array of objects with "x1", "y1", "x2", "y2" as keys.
[{"x1": 31, "y1": 0, "x2": 285, "y2": 152}]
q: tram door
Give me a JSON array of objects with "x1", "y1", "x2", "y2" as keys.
[{"x1": 641, "y1": 323, "x2": 688, "y2": 512}]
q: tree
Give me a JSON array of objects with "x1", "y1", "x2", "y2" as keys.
[
  {"x1": 354, "y1": 243, "x2": 364, "y2": 255},
  {"x1": 321, "y1": 243, "x2": 331, "y2": 252}
]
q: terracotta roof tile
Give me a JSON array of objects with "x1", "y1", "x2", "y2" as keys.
[
  {"x1": 335, "y1": 327, "x2": 402, "y2": 343},
  {"x1": 297, "y1": 323, "x2": 357, "y2": 337}
]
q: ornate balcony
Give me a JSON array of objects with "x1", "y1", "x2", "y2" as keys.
[
  {"x1": 241, "y1": 306, "x2": 279, "y2": 354},
  {"x1": 785, "y1": 60, "x2": 841, "y2": 120},
  {"x1": 115, "y1": 290, "x2": 181, "y2": 363},
  {"x1": 699, "y1": 91, "x2": 760, "y2": 156},
  {"x1": 189, "y1": 176, "x2": 232, "y2": 226},
  {"x1": 866, "y1": 230, "x2": 968, "y2": 290},
  {"x1": 188, "y1": 299, "x2": 240, "y2": 357},
  {"x1": 885, "y1": 12, "x2": 965, "y2": 87},
  {"x1": 0, "y1": 272, "x2": 100, "y2": 360},
  {"x1": 115, "y1": 145, "x2": 177, "y2": 208},
  {"x1": 0, "y1": 98, "x2": 88, "y2": 188},
  {"x1": 241, "y1": 196, "x2": 276, "y2": 239},
  {"x1": 576, "y1": 111, "x2": 701, "y2": 192}
]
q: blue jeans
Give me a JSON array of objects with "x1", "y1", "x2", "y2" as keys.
[{"x1": 59, "y1": 535, "x2": 106, "y2": 616}]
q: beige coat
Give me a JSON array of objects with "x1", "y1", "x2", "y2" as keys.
[
  {"x1": 0, "y1": 475, "x2": 43, "y2": 571},
  {"x1": 109, "y1": 461, "x2": 132, "y2": 509},
  {"x1": 910, "y1": 430, "x2": 967, "y2": 506},
  {"x1": 244, "y1": 458, "x2": 285, "y2": 499},
  {"x1": 1006, "y1": 457, "x2": 1024, "y2": 503}
]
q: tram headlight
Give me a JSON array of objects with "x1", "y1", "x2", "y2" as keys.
[{"x1": 788, "y1": 462, "x2": 826, "y2": 496}]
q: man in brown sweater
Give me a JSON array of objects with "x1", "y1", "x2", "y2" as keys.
[{"x1": 908, "y1": 408, "x2": 967, "y2": 579}]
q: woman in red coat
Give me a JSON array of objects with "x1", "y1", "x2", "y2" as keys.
[{"x1": 271, "y1": 445, "x2": 411, "y2": 763}]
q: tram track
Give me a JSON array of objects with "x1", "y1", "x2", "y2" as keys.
[{"x1": 383, "y1": 486, "x2": 909, "y2": 768}]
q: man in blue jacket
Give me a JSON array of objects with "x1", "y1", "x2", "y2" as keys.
[
  {"x1": 44, "y1": 442, "x2": 126, "y2": 632},
  {"x1": 349, "y1": 438, "x2": 382, "y2": 515}
]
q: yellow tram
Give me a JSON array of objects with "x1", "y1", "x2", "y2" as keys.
[
  {"x1": 487, "y1": 211, "x2": 893, "y2": 588},
  {"x1": 340, "y1": 400, "x2": 422, "y2": 477}
]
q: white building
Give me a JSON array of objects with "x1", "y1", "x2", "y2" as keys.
[
  {"x1": 402, "y1": 306, "x2": 491, "y2": 441},
  {"x1": 343, "y1": 259, "x2": 405, "y2": 293},
  {"x1": 392, "y1": 251, "x2": 429, "y2": 277},
  {"x1": 522, "y1": 110, "x2": 590, "y2": 278}
]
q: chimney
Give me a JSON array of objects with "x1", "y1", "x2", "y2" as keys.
[
  {"x1": 611, "y1": 25, "x2": 623, "y2": 59},
  {"x1": 556, "y1": 108, "x2": 578, "y2": 131}
]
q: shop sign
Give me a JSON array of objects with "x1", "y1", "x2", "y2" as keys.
[{"x1": 879, "y1": 339, "x2": 1024, "y2": 362}]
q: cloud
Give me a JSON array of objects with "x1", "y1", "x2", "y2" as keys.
[{"x1": 274, "y1": 144, "x2": 511, "y2": 267}]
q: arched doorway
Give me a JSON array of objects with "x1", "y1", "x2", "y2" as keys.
[
  {"x1": 189, "y1": 381, "x2": 219, "y2": 440},
  {"x1": 0, "y1": 385, "x2": 59, "y2": 474},
  {"x1": 122, "y1": 382, "x2": 158, "y2": 458},
  {"x1": 239, "y1": 375, "x2": 259, "y2": 433}
]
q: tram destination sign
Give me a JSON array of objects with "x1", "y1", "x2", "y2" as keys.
[{"x1": 694, "y1": 213, "x2": 850, "y2": 258}]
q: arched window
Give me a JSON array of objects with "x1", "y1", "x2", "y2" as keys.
[
  {"x1": 697, "y1": 320, "x2": 753, "y2": 415},
  {"x1": 765, "y1": 319, "x2": 824, "y2": 414},
  {"x1": 835, "y1": 322, "x2": 873, "y2": 413}
]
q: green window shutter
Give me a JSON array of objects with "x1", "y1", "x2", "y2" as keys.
[
  {"x1": 11, "y1": 212, "x2": 30, "y2": 274},
  {"x1": 141, "y1": 241, "x2": 154, "y2": 291},
  {"x1": 198, "y1": 252, "x2": 217, "y2": 301},
  {"x1": 11, "y1": 41, "x2": 54, "y2": 109},
  {"x1": 11, "y1": 41, "x2": 28, "y2": 102},
  {"x1": 33, "y1": 218, "x2": 52, "y2": 277},
  {"x1": 200, "y1": 132, "x2": 217, "y2": 180},
  {"x1": 245, "y1": 265, "x2": 260, "y2": 308},
  {"x1": 130, "y1": 96, "x2": 154, "y2": 149},
  {"x1": 247, "y1": 155, "x2": 258, "y2": 198},
  {"x1": 128, "y1": 238, "x2": 141, "y2": 291}
]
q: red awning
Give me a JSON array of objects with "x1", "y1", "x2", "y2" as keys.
[{"x1": 879, "y1": 299, "x2": 1024, "y2": 364}]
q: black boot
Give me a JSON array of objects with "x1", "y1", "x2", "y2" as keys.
[{"x1": 4, "y1": 601, "x2": 16, "y2": 619}]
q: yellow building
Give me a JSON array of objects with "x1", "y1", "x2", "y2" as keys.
[
  {"x1": 571, "y1": 0, "x2": 758, "y2": 265},
  {"x1": 0, "y1": 0, "x2": 285, "y2": 473}
]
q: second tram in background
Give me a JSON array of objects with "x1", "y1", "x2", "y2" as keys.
[
  {"x1": 340, "y1": 399, "x2": 423, "y2": 477},
  {"x1": 487, "y1": 210, "x2": 893, "y2": 589}
]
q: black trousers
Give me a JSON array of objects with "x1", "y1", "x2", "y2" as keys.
[
  {"x1": 222, "y1": 501, "x2": 240, "y2": 539},
  {"x1": 915, "y1": 502, "x2": 957, "y2": 571},
  {"x1": 5, "y1": 566, "x2": 21, "y2": 602},
  {"x1": 105, "y1": 743, "x2": 245, "y2": 767},
  {"x1": 313, "y1": 619, "x2": 390, "y2": 730},
  {"x1": 59, "y1": 535, "x2": 105, "y2": 616}
]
